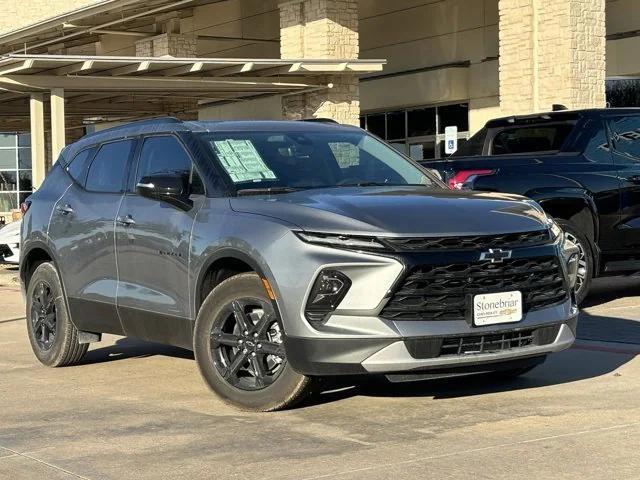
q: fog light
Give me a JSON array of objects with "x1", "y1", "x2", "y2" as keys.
[
  {"x1": 566, "y1": 253, "x2": 579, "y2": 289},
  {"x1": 305, "y1": 270, "x2": 351, "y2": 325}
]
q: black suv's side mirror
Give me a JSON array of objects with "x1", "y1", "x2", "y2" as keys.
[{"x1": 136, "y1": 174, "x2": 193, "y2": 211}]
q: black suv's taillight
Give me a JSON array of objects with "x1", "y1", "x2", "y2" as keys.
[
  {"x1": 304, "y1": 270, "x2": 351, "y2": 326},
  {"x1": 448, "y1": 169, "x2": 495, "y2": 190}
]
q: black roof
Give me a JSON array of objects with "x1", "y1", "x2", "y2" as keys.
[
  {"x1": 485, "y1": 107, "x2": 640, "y2": 128},
  {"x1": 62, "y1": 117, "x2": 361, "y2": 162}
]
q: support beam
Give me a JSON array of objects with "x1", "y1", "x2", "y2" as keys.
[
  {"x1": 30, "y1": 93, "x2": 46, "y2": 189},
  {"x1": 50, "y1": 88, "x2": 66, "y2": 164}
]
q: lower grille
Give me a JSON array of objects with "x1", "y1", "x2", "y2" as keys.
[
  {"x1": 0, "y1": 244, "x2": 12, "y2": 258},
  {"x1": 381, "y1": 256, "x2": 568, "y2": 322},
  {"x1": 405, "y1": 324, "x2": 561, "y2": 359}
]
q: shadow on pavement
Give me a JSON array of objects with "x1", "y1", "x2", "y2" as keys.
[{"x1": 81, "y1": 337, "x2": 194, "y2": 365}]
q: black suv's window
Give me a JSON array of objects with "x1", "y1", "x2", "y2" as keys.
[
  {"x1": 66, "y1": 148, "x2": 95, "y2": 185},
  {"x1": 136, "y1": 136, "x2": 204, "y2": 194},
  {"x1": 610, "y1": 116, "x2": 640, "y2": 160},
  {"x1": 490, "y1": 124, "x2": 574, "y2": 155},
  {"x1": 85, "y1": 140, "x2": 135, "y2": 193},
  {"x1": 452, "y1": 127, "x2": 487, "y2": 157}
]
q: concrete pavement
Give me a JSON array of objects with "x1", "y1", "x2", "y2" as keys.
[{"x1": 0, "y1": 277, "x2": 639, "y2": 480}]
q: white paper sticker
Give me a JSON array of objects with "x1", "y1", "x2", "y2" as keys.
[{"x1": 213, "y1": 139, "x2": 277, "y2": 183}]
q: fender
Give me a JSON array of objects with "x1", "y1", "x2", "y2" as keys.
[{"x1": 193, "y1": 247, "x2": 284, "y2": 326}]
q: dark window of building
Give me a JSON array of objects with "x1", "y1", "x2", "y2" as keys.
[
  {"x1": 67, "y1": 148, "x2": 95, "y2": 185},
  {"x1": 491, "y1": 125, "x2": 573, "y2": 155},
  {"x1": 86, "y1": 140, "x2": 134, "y2": 193},
  {"x1": 137, "y1": 136, "x2": 204, "y2": 194},
  {"x1": 0, "y1": 133, "x2": 33, "y2": 213},
  {"x1": 610, "y1": 116, "x2": 640, "y2": 160},
  {"x1": 366, "y1": 114, "x2": 386, "y2": 139},
  {"x1": 360, "y1": 103, "x2": 470, "y2": 160}
]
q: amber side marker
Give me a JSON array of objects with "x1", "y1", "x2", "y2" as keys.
[{"x1": 261, "y1": 278, "x2": 276, "y2": 300}]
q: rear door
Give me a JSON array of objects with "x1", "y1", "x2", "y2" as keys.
[
  {"x1": 48, "y1": 140, "x2": 136, "y2": 335},
  {"x1": 115, "y1": 134, "x2": 206, "y2": 348},
  {"x1": 607, "y1": 114, "x2": 640, "y2": 251}
]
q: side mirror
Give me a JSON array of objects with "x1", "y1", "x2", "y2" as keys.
[{"x1": 136, "y1": 174, "x2": 193, "y2": 211}]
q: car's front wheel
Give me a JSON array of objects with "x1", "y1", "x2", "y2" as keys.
[
  {"x1": 193, "y1": 273, "x2": 314, "y2": 411},
  {"x1": 26, "y1": 262, "x2": 88, "y2": 367}
]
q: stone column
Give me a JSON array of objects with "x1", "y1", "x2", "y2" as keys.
[
  {"x1": 135, "y1": 33, "x2": 197, "y2": 58},
  {"x1": 499, "y1": 0, "x2": 606, "y2": 115},
  {"x1": 279, "y1": 0, "x2": 360, "y2": 125}
]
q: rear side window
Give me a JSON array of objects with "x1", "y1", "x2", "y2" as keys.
[
  {"x1": 609, "y1": 116, "x2": 640, "y2": 160},
  {"x1": 491, "y1": 124, "x2": 574, "y2": 155},
  {"x1": 85, "y1": 140, "x2": 135, "y2": 193},
  {"x1": 66, "y1": 148, "x2": 94, "y2": 185},
  {"x1": 136, "y1": 136, "x2": 204, "y2": 194}
]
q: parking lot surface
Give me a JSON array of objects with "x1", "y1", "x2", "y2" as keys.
[{"x1": 0, "y1": 274, "x2": 639, "y2": 480}]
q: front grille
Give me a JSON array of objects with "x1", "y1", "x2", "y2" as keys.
[
  {"x1": 383, "y1": 230, "x2": 551, "y2": 252},
  {"x1": 405, "y1": 324, "x2": 561, "y2": 359},
  {"x1": 381, "y1": 256, "x2": 568, "y2": 322}
]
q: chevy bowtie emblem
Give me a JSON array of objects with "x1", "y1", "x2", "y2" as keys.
[{"x1": 480, "y1": 248, "x2": 512, "y2": 263}]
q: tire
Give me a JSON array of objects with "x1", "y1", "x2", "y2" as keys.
[
  {"x1": 26, "y1": 262, "x2": 88, "y2": 367},
  {"x1": 193, "y1": 272, "x2": 314, "y2": 411},
  {"x1": 555, "y1": 220, "x2": 593, "y2": 305}
]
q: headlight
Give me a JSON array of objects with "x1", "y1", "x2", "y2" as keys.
[
  {"x1": 547, "y1": 217, "x2": 563, "y2": 242},
  {"x1": 295, "y1": 231, "x2": 386, "y2": 251}
]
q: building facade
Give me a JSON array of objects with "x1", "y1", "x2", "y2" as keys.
[{"x1": 0, "y1": 0, "x2": 636, "y2": 216}]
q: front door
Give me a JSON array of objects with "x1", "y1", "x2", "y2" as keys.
[
  {"x1": 48, "y1": 140, "x2": 136, "y2": 335},
  {"x1": 607, "y1": 115, "x2": 640, "y2": 252},
  {"x1": 115, "y1": 135, "x2": 205, "y2": 348}
]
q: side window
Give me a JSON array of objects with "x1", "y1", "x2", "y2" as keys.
[
  {"x1": 609, "y1": 116, "x2": 640, "y2": 161},
  {"x1": 136, "y1": 136, "x2": 204, "y2": 194},
  {"x1": 85, "y1": 140, "x2": 135, "y2": 193},
  {"x1": 579, "y1": 120, "x2": 612, "y2": 164},
  {"x1": 491, "y1": 124, "x2": 574, "y2": 155},
  {"x1": 66, "y1": 148, "x2": 95, "y2": 185}
]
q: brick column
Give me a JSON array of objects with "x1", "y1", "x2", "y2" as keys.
[
  {"x1": 279, "y1": 0, "x2": 360, "y2": 125},
  {"x1": 499, "y1": 0, "x2": 606, "y2": 115},
  {"x1": 135, "y1": 33, "x2": 197, "y2": 57}
]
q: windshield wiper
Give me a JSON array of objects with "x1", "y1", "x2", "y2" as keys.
[{"x1": 236, "y1": 186, "x2": 302, "y2": 197}]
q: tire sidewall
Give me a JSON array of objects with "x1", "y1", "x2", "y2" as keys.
[
  {"x1": 26, "y1": 262, "x2": 75, "y2": 366},
  {"x1": 556, "y1": 220, "x2": 593, "y2": 304},
  {"x1": 193, "y1": 272, "x2": 309, "y2": 411}
]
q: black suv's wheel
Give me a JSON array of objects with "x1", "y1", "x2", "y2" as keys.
[
  {"x1": 194, "y1": 273, "x2": 313, "y2": 411},
  {"x1": 26, "y1": 262, "x2": 88, "y2": 367},
  {"x1": 556, "y1": 220, "x2": 593, "y2": 305}
]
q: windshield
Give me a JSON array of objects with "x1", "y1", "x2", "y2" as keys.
[{"x1": 200, "y1": 130, "x2": 443, "y2": 192}]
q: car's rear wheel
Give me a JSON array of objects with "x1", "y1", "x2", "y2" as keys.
[
  {"x1": 26, "y1": 262, "x2": 88, "y2": 367},
  {"x1": 193, "y1": 273, "x2": 314, "y2": 411},
  {"x1": 556, "y1": 220, "x2": 593, "y2": 305}
]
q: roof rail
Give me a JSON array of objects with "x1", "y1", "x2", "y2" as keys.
[
  {"x1": 298, "y1": 118, "x2": 339, "y2": 124},
  {"x1": 86, "y1": 116, "x2": 183, "y2": 136}
]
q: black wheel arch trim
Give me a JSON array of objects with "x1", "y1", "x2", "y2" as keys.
[
  {"x1": 194, "y1": 248, "x2": 285, "y2": 330},
  {"x1": 20, "y1": 240, "x2": 83, "y2": 332}
]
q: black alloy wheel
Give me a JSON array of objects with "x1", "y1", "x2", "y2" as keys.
[
  {"x1": 30, "y1": 281, "x2": 57, "y2": 351},
  {"x1": 210, "y1": 298, "x2": 286, "y2": 391}
]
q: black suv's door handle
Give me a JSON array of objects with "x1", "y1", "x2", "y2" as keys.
[
  {"x1": 628, "y1": 175, "x2": 640, "y2": 185},
  {"x1": 56, "y1": 204, "x2": 74, "y2": 215},
  {"x1": 116, "y1": 215, "x2": 136, "y2": 226}
]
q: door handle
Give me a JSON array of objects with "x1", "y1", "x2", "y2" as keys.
[
  {"x1": 56, "y1": 204, "x2": 74, "y2": 215},
  {"x1": 116, "y1": 215, "x2": 136, "y2": 226},
  {"x1": 628, "y1": 175, "x2": 640, "y2": 185}
]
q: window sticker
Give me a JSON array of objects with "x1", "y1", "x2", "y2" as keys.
[{"x1": 212, "y1": 139, "x2": 277, "y2": 183}]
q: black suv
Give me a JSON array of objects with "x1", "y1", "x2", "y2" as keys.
[
  {"x1": 423, "y1": 108, "x2": 640, "y2": 303},
  {"x1": 20, "y1": 118, "x2": 579, "y2": 411}
]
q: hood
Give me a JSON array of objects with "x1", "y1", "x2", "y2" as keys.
[
  {"x1": 0, "y1": 219, "x2": 21, "y2": 242},
  {"x1": 230, "y1": 186, "x2": 548, "y2": 236}
]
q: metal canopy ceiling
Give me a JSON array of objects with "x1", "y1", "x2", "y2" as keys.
[
  {"x1": 0, "y1": 0, "x2": 225, "y2": 55},
  {"x1": 0, "y1": 54, "x2": 385, "y2": 130}
]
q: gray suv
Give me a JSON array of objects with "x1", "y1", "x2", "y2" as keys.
[{"x1": 20, "y1": 118, "x2": 579, "y2": 411}]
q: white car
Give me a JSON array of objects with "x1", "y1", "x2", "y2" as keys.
[{"x1": 0, "y1": 218, "x2": 21, "y2": 264}]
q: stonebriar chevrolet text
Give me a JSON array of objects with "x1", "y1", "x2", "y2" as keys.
[{"x1": 20, "y1": 118, "x2": 580, "y2": 411}]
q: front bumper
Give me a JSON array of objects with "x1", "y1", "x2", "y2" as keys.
[{"x1": 285, "y1": 313, "x2": 577, "y2": 376}]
